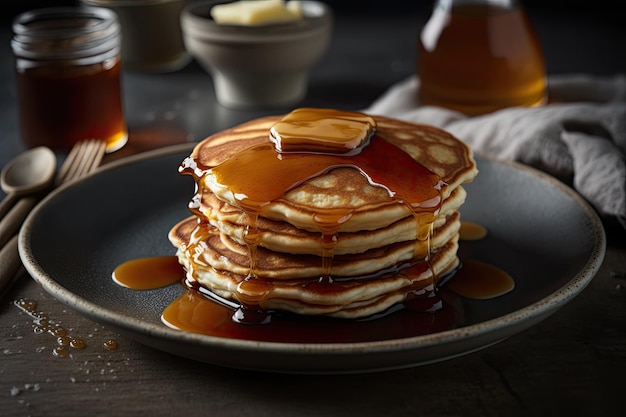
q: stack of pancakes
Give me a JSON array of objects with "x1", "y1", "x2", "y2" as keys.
[{"x1": 169, "y1": 109, "x2": 477, "y2": 320}]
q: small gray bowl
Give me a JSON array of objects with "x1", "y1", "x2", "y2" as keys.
[{"x1": 180, "y1": 0, "x2": 332, "y2": 109}]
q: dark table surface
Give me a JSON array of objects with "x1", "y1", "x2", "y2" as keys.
[{"x1": 1, "y1": 2, "x2": 626, "y2": 416}]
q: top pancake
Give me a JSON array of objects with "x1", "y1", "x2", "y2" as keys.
[{"x1": 189, "y1": 114, "x2": 477, "y2": 233}]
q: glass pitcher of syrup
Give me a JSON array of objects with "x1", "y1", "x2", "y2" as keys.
[{"x1": 417, "y1": 0, "x2": 547, "y2": 116}]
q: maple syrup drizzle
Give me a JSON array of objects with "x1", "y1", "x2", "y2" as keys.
[
  {"x1": 179, "y1": 109, "x2": 446, "y2": 322},
  {"x1": 103, "y1": 339, "x2": 119, "y2": 350},
  {"x1": 269, "y1": 108, "x2": 376, "y2": 154},
  {"x1": 159, "y1": 284, "x2": 459, "y2": 343},
  {"x1": 13, "y1": 298, "x2": 119, "y2": 356},
  {"x1": 112, "y1": 256, "x2": 184, "y2": 289},
  {"x1": 110, "y1": 109, "x2": 515, "y2": 342},
  {"x1": 111, "y1": 225, "x2": 514, "y2": 342},
  {"x1": 459, "y1": 221, "x2": 488, "y2": 241},
  {"x1": 447, "y1": 259, "x2": 515, "y2": 299}
]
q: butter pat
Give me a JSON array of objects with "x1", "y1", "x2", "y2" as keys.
[
  {"x1": 211, "y1": 0, "x2": 303, "y2": 26},
  {"x1": 270, "y1": 108, "x2": 377, "y2": 154}
]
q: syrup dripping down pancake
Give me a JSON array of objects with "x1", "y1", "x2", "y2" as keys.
[
  {"x1": 170, "y1": 109, "x2": 477, "y2": 320},
  {"x1": 169, "y1": 216, "x2": 460, "y2": 319},
  {"x1": 189, "y1": 115, "x2": 477, "y2": 233},
  {"x1": 169, "y1": 211, "x2": 461, "y2": 279},
  {"x1": 197, "y1": 186, "x2": 466, "y2": 256}
]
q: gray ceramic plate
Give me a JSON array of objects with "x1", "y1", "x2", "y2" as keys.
[{"x1": 19, "y1": 144, "x2": 606, "y2": 374}]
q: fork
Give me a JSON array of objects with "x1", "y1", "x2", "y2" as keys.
[
  {"x1": 0, "y1": 139, "x2": 107, "y2": 293},
  {"x1": 54, "y1": 138, "x2": 106, "y2": 187}
]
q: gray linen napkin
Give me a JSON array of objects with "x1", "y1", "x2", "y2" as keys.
[{"x1": 366, "y1": 74, "x2": 626, "y2": 228}]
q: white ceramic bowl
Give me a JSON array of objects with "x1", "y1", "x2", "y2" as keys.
[{"x1": 180, "y1": 0, "x2": 332, "y2": 109}]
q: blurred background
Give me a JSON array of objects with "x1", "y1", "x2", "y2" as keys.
[
  {"x1": 1, "y1": 0, "x2": 624, "y2": 17},
  {"x1": 2, "y1": 0, "x2": 623, "y2": 77},
  {"x1": 1, "y1": 0, "x2": 624, "y2": 162}
]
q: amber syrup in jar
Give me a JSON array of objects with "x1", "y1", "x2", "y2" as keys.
[
  {"x1": 11, "y1": 7, "x2": 128, "y2": 152},
  {"x1": 417, "y1": 0, "x2": 547, "y2": 116}
]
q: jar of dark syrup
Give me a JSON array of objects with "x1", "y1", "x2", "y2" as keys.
[
  {"x1": 417, "y1": 0, "x2": 547, "y2": 116},
  {"x1": 11, "y1": 7, "x2": 128, "y2": 152}
]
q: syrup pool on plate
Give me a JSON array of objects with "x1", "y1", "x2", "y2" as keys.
[
  {"x1": 111, "y1": 109, "x2": 513, "y2": 343},
  {"x1": 111, "y1": 219, "x2": 514, "y2": 343}
]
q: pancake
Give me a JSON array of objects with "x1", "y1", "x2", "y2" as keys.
[
  {"x1": 169, "y1": 211, "x2": 461, "y2": 279},
  {"x1": 170, "y1": 108, "x2": 477, "y2": 320},
  {"x1": 188, "y1": 114, "x2": 477, "y2": 233},
  {"x1": 197, "y1": 186, "x2": 466, "y2": 255},
  {"x1": 169, "y1": 217, "x2": 460, "y2": 319}
]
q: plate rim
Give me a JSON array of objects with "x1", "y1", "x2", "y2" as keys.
[{"x1": 18, "y1": 144, "x2": 607, "y2": 359}]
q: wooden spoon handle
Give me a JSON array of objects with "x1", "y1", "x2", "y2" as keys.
[
  {"x1": 0, "y1": 235, "x2": 21, "y2": 295},
  {"x1": 0, "y1": 193, "x2": 19, "y2": 219},
  {"x1": 0, "y1": 196, "x2": 38, "y2": 248}
]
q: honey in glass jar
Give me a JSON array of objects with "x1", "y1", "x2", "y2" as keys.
[
  {"x1": 11, "y1": 7, "x2": 128, "y2": 152},
  {"x1": 417, "y1": 0, "x2": 547, "y2": 116}
]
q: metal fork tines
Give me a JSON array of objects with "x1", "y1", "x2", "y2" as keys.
[{"x1": 0, "y1": 139, "x2": 107, "y2": 294}]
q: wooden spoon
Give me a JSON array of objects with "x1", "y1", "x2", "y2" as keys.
[
  {"x1": 0, "y1": 147, "x2": 56, "y2": 218},
  {"x1": 0, "y1": 147, "x2": 56, "y2": 247}
]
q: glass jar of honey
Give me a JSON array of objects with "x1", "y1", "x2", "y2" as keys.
[
  {"x1": 11, "y1": 7, "x2": 128, "y2": 152},
  {"x1": 417, "y1": 0, "x2": 547, "y2": 116}
]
